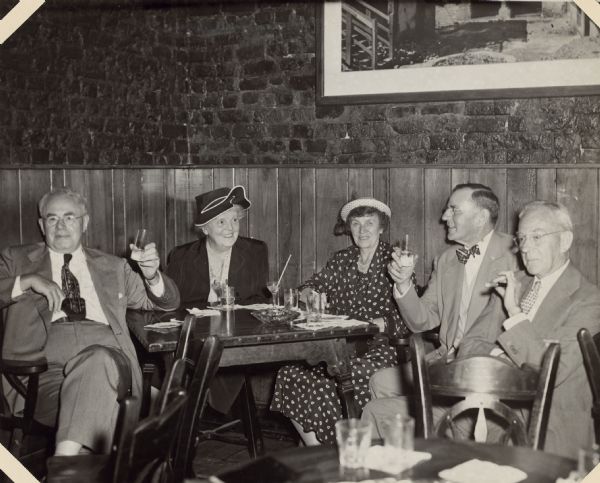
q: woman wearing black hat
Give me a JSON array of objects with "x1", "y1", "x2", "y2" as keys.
[
  {"x1": 166, "y1": 185, "x2": 270, "y2": 310},
  {"x1": 270, "y1": 197, "x2": 411, "y2": 446},
  {"x1": 166, "y1": 185, "x2": 269, "y2": 413}
]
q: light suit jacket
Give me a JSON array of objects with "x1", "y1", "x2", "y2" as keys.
[
  {"x1": 394, "y1": 231, "x2": 518, "y2": 361},
  {"x1": 459, "y1": 263, "x2": 600, "y2": 459},
  {"x1": 0, "y1": 242, "x2": 181, "y2": 406}
]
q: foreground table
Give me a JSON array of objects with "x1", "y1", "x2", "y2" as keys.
[
  {"x1": 213, "y1": 438, "x2": 576, "y2": 483},
  {"x1": 127, "y1": 308, "x2": 379, "y2": 454}
]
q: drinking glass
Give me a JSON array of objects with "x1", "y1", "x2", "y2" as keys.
[
  {"x1": 134, "y1": 228, "x2": 148, "y2": 249},
  {"x1": 220, "y1": 286, "x2": 235, "y2": 310},
  {"x1": 267, "y1": 281, "x2": 280, "y2": 307},
  {"x1": 393, "y1": 239, "x2": 416, "y2": 268},
  {"x1": 283, "y1": 288, "x2": 299, "y2": 310},
  {"x1": 335, "y1": 419, "x2": 372, "y2": 470},
  {"x1": 210, "y1": 280, "x2": 226, "y2": 307},
  {"x1": 380, "y1": 414, "x2": 414, "y2": 450},
  {"x1": 306, "y1": 292, "x2": 325, "y2": 322}
]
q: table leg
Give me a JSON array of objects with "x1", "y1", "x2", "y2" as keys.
[
  {"x1": 321, "y1": 339, "x2": 359, "y2": 419},
  {"x1": 238, "y1": 375, "x2": 265, "y2": 458}
]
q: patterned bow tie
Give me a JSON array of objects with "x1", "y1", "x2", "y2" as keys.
[{"x1": 456, "y1": 244, "x2": 480, "y2": 264}]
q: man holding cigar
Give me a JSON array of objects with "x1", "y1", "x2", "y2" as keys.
[
  {"x1": 458, "y1": 201, "x2": 600, "y2": 458},
  {"x1": 368, "y1": 183, "x2": 518, "y2": 398}
]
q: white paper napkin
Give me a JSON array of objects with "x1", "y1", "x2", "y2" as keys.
[
  {"x1": 294, "y1": 318, "x2": 369, "y2": 330},
  {"x1": 365, "y1": 446, "x2": 431, "y2": 475},
  {"x1": 186, "y1": 308, "x2": 221, "y2": 316},
  {"x1": 144, "y1": 320, "x2": 183, "y2": 330},
  {"x1": 240, "y1": 303, "x2": 278, "y2": 310},
  {"x1": 439, "y1": 459, "x2": 527, "y2": 483}
]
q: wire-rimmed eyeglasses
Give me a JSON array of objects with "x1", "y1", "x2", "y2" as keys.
[
  {"x1": 513, "y1": 231, "x2": 564, "y2": 248},
  {"x1": 42, "y1": 214, "x2": 86, "y2": 227}
]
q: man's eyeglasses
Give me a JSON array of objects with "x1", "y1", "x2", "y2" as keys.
[
  {"x1": 43, "y1": 214, "x2": 86, "y2": 227},
  {"x1": 513, "y1": 231, "x2": 564, "y2": 248}
]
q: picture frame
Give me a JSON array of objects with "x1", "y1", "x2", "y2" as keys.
[{"x1": 316, "y1": 0, "x2": 600, "y2": 105}]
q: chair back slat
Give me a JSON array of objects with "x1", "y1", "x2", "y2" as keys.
[
  {"x1": 529, "y1": 342, "x2": 560, "y2": 450},
  {"x1": 173, "y1": 335, "x2": 224, "y2": 482},
  {"x1": 112, "y1": 391, "x2": 188, "y2": 483},
  {"x1": 578, "y1": 328, "x2": 600, "y2": 444}
]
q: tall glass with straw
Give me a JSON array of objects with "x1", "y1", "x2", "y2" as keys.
[{"x1": 267, "y1": 254, "x2": 292, "y2": 309}]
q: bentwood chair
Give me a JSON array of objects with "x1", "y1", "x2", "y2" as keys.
[
  {"x1": 410, "y1": 333, "x2": 560, "y2": 449},
  {"x1": 47, "y1": 362, "x2": 188, "y2": 483},
  {"x1": 578, "y1": 328, "x2": 600, "y2": 444},
  {"x1": 169, "y1": 319, "x2": 224, "y2": 482}
]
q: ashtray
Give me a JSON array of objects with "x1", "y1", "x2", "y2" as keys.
[{"x1": 251, "y1": 308, "x2": 301, "y2": 324}]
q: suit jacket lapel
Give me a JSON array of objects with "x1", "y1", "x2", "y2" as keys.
[
  {"x1": 441, "y1": 253, "x2": 464, "y2": 347},
  {"x1": 85, "y1": 248, "x2": 123, "y2": 335},
  {"x1": 532, "y1": 264, "x2": 578, "y2": 328},
  {"x1": 466, "y1": 231, "x2": 502, "y2": 327}
]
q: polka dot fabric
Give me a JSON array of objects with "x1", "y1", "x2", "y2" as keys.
[{"x1": 270, "y1": 241, "x2": 410, "y2": 444}]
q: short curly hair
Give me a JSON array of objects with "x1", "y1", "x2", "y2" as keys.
[{"x1": 335, "y1": 205, "x2": 390, "y2": 236}]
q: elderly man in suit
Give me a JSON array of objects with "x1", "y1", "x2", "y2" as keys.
[
  {"x1": 458, "y1": 201, "x2": 600, "y2": 458},
  {"x1": 0, "y1": 188, "x2": 180, "y2": 456},
  {"x1": 368, "y1": 183, "x2": 518, "y2": 398}
]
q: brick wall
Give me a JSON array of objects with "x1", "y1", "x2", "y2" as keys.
[{"x1": 0, "y1": 1, "x2": 599, "y2": 167}]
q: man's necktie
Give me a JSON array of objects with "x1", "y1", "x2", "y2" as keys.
[
  {"x1": 456, "y1": 244, "x2": 480, "y2": 264},
  {"x1": 519, "y1": 279, "x2": 541, "y2": 315},
  {"x1": 61, "y1": 253, "x2": 86, "y2": 320}
]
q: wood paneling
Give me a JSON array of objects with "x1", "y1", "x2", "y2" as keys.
[{"x1": 3, "y1": 165, "x2": 600, "y2": 286}]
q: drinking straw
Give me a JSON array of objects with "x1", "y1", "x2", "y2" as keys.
[
  {"x1": 277, "y1": 254, "x2": 292, "y2": 287},
  {"x1": 404, "y1": 233, "x2": 409, "y2": 251}
]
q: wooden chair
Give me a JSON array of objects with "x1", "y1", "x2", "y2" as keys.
[
  {"x1": 410, "y1": 333, "x2": 560, "y2": 449},
  {"x1": 170, "y1": 318, "x2": 224, "y2": 481},
  {"x1": 0, "y1": 316, "x2": 132, "y2": 481},
  {"x1": 578, "y1": 327, "x2": 600, "y2": 444},
  {"x1": 47, "y1": 362, "x2": 188, "y2": 483}
]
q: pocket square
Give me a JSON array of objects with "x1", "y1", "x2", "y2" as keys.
[{"x1": 118, "y1": 292, "x2": 124, "y2": 299}]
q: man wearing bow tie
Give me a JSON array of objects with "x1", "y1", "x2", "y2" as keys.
[
  {"x1": 368, "y1": 183, "x2": 518, "y2": 398},
  {"x1": 0, "y1": 188, "x2": 180, "y2": 456}
]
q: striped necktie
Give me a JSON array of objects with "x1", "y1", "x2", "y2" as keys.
[{"x1": 61, "y1": 253, "x2": 86, "y2": 320}]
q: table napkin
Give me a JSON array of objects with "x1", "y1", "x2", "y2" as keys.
[
  {"x1": 294, "y1": 318, "x2": 369, "y2": 330},
  {"x1": 186, "y1": 308, "x2": 221, "y2": 316},
  {"x1": 365, "y1": 445, "x2": 431, "y2": 475},
  {"x1": 439, "y1": 459, "x2": 527, "y2": 483},
  {"x1": 143, "y1": 319, "x2": 183, "y2": 330}
]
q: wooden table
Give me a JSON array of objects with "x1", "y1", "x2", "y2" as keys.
[
  {"x1": 127, "y1": 308, "x2": 380, "y2": 454},
  {"x1": 213, "y1": 438, "x2": 576, "y2": 483}
]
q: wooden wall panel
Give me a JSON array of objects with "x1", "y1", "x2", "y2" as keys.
[
  {"x1": 506, "y1": 169, "x2": 536, "y2": 235},
  {"x1": 389, "y1": 168, "x2": 425, "y2": 283},
  {"x1": 20, "y1": 170, "x2": 51, "y2": 244},
  {"x1": 278, "y1": 168, "x2": 301, "y2": 290},
  {"x1": 423, "y1": 169, "x2": 451, "y2": 281},
  {"x1": 248, "y1": 169, "x2": 278, "y2": 280},
  {"x1": 1, "y1": 165, "x2": 600, "y2": 289},
  {"x1": 557, "y1": 169, "x2": 599, "y2": 284},
  {"x1": 0, "y1": 170, "x2": 21, "y2": 248},
  {"x1": 300, "y1": 169, "x2": 316, "y2": 282},
  {"x1": 315, "y1": 169, "x2": 348, "y2": 273}
]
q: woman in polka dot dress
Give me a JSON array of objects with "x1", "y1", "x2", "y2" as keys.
[{"x1": 270, "y1": 198, "x2": 411, "y2": 445}]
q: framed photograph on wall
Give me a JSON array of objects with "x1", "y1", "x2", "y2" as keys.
[{"x1": 316, "y1": 0, "x2": 600, "y2": 105}]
